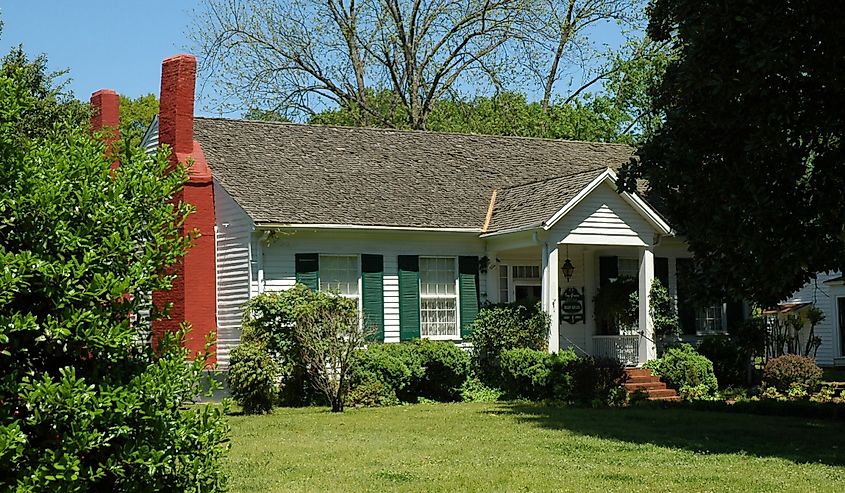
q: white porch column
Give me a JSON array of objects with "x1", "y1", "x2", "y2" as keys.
[
  {"x1": 541, "y1": 243, "x2": 550, "y2": 312},
  {"x1": 638, "y1": 244, "x2": 656, "y2": 364},
  {"x1": 548, "y1": 245, "x2": 560, "y2": 353}
]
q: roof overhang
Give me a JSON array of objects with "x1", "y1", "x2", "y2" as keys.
[
  {"x1": 256, "y1": 222, "x2": 481, "y2": 234},
  {"x1": 480, "y1": 168, "x2": 672, "y2": 238}
]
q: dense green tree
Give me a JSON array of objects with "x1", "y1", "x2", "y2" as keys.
[
  {"x1": 119, "y1": 93, "x2": 159, "y2": 147},
  {"x1": 619, "y1": 0, "x2": 845, "y2": 306},
  {"x1": 0, "y1": 49, "x2": 228, "y2": 490}
]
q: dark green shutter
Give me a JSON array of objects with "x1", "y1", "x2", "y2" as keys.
[
  {"x1": 361, "y1": 254, "x2": 384, "y2": 342},
  {"x1": 655, "y1": 257, "x2": 669, "y2": 288},
  {"x1": 295, "y1": 253, "x2": 319, "y2": 291},
  {"x1": 398, "y1": 255, "x2": 420, "y2": 341},
  {"x1": 599, "y1": 256, "x2": 618, "y2": 287},
  {"x1": 458, "y1": 256, "x2": 480, "y2": 339}
]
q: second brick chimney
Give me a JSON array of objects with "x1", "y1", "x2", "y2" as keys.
[{"x1": 152, "y1": 54, "x2": 217, "y2": 364}]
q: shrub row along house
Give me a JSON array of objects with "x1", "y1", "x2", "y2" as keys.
[{"x1": 94, "y1": 53, "x2": 825, "y2": 370}]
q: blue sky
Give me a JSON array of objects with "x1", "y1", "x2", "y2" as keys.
[
  {"x1": 1, "y1": 1, "x2": 634, "y2": 118},
  {"x1": 0, "y1": 1, "x2": 203, "y2": 106}
]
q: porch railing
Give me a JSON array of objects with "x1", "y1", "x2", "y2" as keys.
[{"x1": 592, "y1": 335, "x2": 639, "y2": 367}]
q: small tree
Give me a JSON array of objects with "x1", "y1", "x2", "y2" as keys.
[{"x1": 296, "y1": 294, "x2": 376, "y2": 412}]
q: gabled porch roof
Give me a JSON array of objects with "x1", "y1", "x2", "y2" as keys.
[{"x1": 480, "y1": 167, "x2": 672, "y2": 239}]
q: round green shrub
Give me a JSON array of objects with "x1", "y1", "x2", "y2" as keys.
[
  {"x1": 763, "y1": 354, "x2": 822, "y2": 392},
  {"x1": 644, "y1": 344, "x2": 718, "y2": 398},
  {"x1": 345, "y1": 380, "x2": 400, "y2": 407},
  {"x1": 228, "y1": 342, "x2": 280, "y2": 414},
  {"x1": 468, "y1": 302, "x2": 550, "y2": 384},
  {"x1": 409, "y1": 339, "x2": 470, "y2": 402},
  {"x1": 498, "y1": 348, "x2": 552, "y2": 399}
]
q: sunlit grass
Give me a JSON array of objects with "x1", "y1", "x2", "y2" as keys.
[{"x1": 225, "y1": 401, "x2": 845, "y2": 492}]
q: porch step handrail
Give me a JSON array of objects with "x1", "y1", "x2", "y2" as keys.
[{"x1": 592, "y1": 334, "x2": 639, "y2": 367}]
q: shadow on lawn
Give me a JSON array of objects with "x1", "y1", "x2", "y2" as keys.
[{"x1": 498, "y1": 403, "x2": 845, "y2": 466}]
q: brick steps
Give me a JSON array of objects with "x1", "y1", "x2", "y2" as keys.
[{"x1": 624, "y1": 368, "x2": 680, "y2": 402}]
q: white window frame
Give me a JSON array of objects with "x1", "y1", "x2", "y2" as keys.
[
  {"x1": 419, "y1": 256, "x2": 460, "y2": 340},
  {"x1": 696, "y1": 302, "x2": 727, "y2": 336},
  {"x1": 499, "y1": 263, "x2": 542, "y2": 303},
  {"x1": 318, "y1": 254, "x2": 362, "y2": 315}
]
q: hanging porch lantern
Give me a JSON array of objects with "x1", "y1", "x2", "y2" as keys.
[{"x1": 561, "y1": 258, "x2": 575, "y2": 282}]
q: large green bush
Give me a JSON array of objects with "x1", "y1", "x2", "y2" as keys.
[
  {"x1": 0, "y1": 52, "x2": 228, "y2": 490},
  {"x1": 498, "y1": 348, "x2": 552, "y2": 400},
  {"x1": 228, "y1": 342, "x2": 280, "y2": 414},
  {"x1": 349, "y1": 340, "x2": 470, "y2": 404},
  {"x1": 409, "y1": 339, "x2": 470, "y2": 402},
  {"x1": 468, "y1": 302, "x2": 550, "y2": 383},
  {"x1": 644, "y1": 344, "x2": 718, "y2": 398},
  {"x1": 763, "y1": 354, "x2": 822, "y2": 392}
]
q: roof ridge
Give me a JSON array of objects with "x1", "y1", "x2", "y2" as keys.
[
  {"x1": 497, "y1": 167, "x2": 608, "y2": 193},
  {"x1": 193, "y1": 116, "x2": 635, "y2": 148}
]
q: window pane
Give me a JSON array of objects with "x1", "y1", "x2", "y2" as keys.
[
  {"x1": 420, "y1": 257, "x2": 455, "y2": 296},
  {"x1": 618, "y1": 258, "x2": 639, "y2": 279},
  {"x1": 420, "y1": 298, "x2": 457, "y2": 337},
  {"x1": 499, "y1": 264, "x2": 509, "y2": 302},
  {"x1": 319, "y1": 255, "x2": 359, "y2": 297}
]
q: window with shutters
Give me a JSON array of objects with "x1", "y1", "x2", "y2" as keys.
[
  {"x1": 319, "y1": 255, "x2": 360, "y2": 300},
  {"x1": 419, "y1": 256, "x2": 459, "y2": 339}
]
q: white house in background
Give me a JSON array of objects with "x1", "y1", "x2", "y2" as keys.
[
  {"x1": 93, "y1": 53, "x2": 751, "y2": 370},
  {"x1": 778, "y1": 273, "x2": 845, "y2": 366}
]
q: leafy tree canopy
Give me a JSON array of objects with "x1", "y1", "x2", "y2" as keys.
[
  {"x1": 619, "y1": 0, "x2": 845, "y2": 305},
  {"x1": 119, "y1": 93, "x2": 159, "y2": 147},
  {"x1": 0, "y1": 47, "x2": 228, "y2": 490}
]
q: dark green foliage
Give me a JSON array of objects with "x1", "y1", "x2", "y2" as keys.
[
  {"x1": 468, "y1": 302, "x2": 550, "y2": 384},
  {"x1": 593, "y1": 277, "x2": 638, "y2": 335},
  {"x1": 620, "y1": 0, "x2": 845, "y2": 306},
  {"x1": 563, "y1": 356, "x2": 628, "y2": 406},
  {"x1": 345, "y1": 380, "x2": 399, "y2": 407},
  {"x1": 459, "y1": 376, "x2": 503, "y2": 403},
  {"x1": 409, "y1": 339, "x2": 470, "y2": 402},
  {"x1": 763, "y1": 354, "x2": 822, "y2": 392},
  {"x1": 498, "y1": 348, "x2": 553, "y2": 400},
  {"x1": 228, "y1": 342, "x2": 280, "y2": 414},
  {"x1": 237, "y1": 285, "x2": 314, "y2": 407},
  {"x1": 349, "y1": 340, "x2": 470, "y2": 403},
  {"x1": 644, "y1": 344, "x2": 718, "y2": 398},
  {"x1": 650, "y1": 278, "x2": 679, "y2": 339},
  {"x1": 0, "y1": 49, "x2": 228, "y2": 490},
  {"x1": 697, "y1": 336, "x2": 748, "y2": 387},
  {"x1": 119, "y1": 93, "x2": 159, "y2": 147}
]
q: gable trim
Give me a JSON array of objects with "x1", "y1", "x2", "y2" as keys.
[{"x1": 543, "y1": 168, "x2": 672, "y2": 236}]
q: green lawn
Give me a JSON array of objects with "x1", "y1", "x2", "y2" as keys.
[{"x1": 225, "y1": 402, "x2": 845, "y2": 492}]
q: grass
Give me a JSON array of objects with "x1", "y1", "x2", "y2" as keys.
[{"x1": 225, "y1": 401, "x2": 845, "y2": 492}]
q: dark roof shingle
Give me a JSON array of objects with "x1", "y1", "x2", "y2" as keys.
[
  {"x1": 485, "y1": 168, "x2": 606, "y2": 233},
  {"x1": 193, "y1": 118, "x2": 634, "y2": 229}
]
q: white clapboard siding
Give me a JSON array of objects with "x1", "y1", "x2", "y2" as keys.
[
  {"x1": 260, "y1": 231, "x2": 486, "y2": 341},
  {"x1": 551, "y1": 183, "x2": 653, "y2": 247},
  {"x1": 214, "y1": 181, "x2": 254, "y2": 369},
  {"x1": 786, "y1": 271, "x2": 842, "y2": 366}
]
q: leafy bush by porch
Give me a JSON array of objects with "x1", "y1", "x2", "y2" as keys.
[
  {"x1": 467, "y1": 302, "x2": 550, "y2": 383},
  {"x1": 644, "y1": 344, "x2": 718, "y2": 399}
]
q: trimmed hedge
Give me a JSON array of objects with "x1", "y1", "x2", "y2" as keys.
[
  {"x1": 348, "y1": 340, "x2": 470, "y2": 404},
  {"x1": 228, "y1": 342, "x2": 280, "y2": 414}
]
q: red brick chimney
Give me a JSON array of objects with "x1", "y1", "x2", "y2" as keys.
[
  {"x1": 152, "y1": 54, "x2": 217, "y2": 365},
  {"x1": 90, "y1": 89, "x2": 120, "y2": 162}
]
